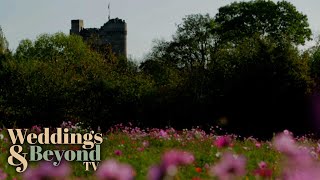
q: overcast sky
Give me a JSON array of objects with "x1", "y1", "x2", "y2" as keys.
[{"x1": 1, "y1": 0, "x2": 320, "y2": 61}]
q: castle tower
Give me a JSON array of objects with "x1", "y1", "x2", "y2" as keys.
[
  {"x1": 70, "y1": 20, "x2": 84, "y2": 35},
  {"x1": 100, "y1": 18, "x2": 127, "y2": 57},
  {"x1": 69, "y1": 18, "x2": 127, "y2": 57}
]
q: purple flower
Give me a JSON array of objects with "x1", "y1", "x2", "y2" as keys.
[
  {"x1": 96, "y1": 159, "x2": 134, "y2": 180},
  {"x1": 210, "y1": 152, "x2": 246, "y2": 180},
  {"x1": 23, "y1": 161, "x2": 71, "y2": 180}
]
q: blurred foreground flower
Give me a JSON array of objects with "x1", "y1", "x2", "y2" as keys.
[
  {"x1": 282, "y1": 166, "x2": 320, "y2": 180},
  {"x1": 147, "y1": 150, "x2": 194, "y2": 180},
  {"x1": 273, "y1": 131, "x2": 314, "y2": 167},
  {"x1": 273, "y1": 131, "x2": 297, "y2": 156},
  {"x1": 23, "y1": 161, "x2": 71, "y2": 180},
  {"x1": 273, "y1": 131, "x2": 320, "y2": 180},
  {"x1": 96, "y1": 159, "x2": 134, "y2": 180},
  {"x1": 209, "y1": 152, "x2": 246, "y2": 180},
  {"x1": 0, "y1": 169, "x2": 7, "y2": 180}
]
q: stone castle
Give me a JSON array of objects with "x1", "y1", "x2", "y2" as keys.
[{"x1": 70, "y1": 18, "x2": 127, "y2": 57}]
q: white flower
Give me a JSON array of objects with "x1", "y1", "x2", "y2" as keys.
[
  {"x1": 215, "y1": 152, "x2": 221, "y2": 158},
  {"x1": 0, "y1": 134, "x2": 4, "y2": 140}
]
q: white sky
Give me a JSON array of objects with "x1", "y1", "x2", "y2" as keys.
[{"x1": 1, "y1": 0, "x2": 320, "y2": 61}]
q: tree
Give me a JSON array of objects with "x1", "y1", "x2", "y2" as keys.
[
  {"x1": 219, "y1": 36, "x2": 313, "y2": 137},
  {"x1": 309, "y1": 37, "x2": 320, "y2": 90},
  {"x1": 2, "y1": 33, "x2": 112, "y2": 127},
  {"x1": 0, "y1": 26, "x2": 9, "y2": 55},
  {"x1": 171, "y1": 14, "x2": 218, "y2": 70},
  {"x1": 14, "y1": 33, "x2": 111, "y2": 63},
  {"x1": 14, "y1": 39, "x2": 34, "y2": 60},
  {"x1": 146, "y1": 14, "x2": 217, "y2": 71},
  {"x1": 215, "y1": 0, "x2": 312, "y2": 45}
]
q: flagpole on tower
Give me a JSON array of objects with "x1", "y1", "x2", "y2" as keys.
[{"x1": 108, "y1": 2, "x2": 111, "y2": 21}]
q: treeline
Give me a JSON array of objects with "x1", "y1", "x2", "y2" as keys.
[{"x1": 1, "y1": 0, "x2": 320, "y2": 137}]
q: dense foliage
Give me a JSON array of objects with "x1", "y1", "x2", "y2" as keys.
[
  {"x1": 215, "y1": 0, "x2": 312, "y2": 45},
  {"x1": 0, "y1": 0, "x2": 319, "y2": 138}
]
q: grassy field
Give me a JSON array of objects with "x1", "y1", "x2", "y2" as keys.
[{"x1": 0, "y1": 124, "x2": 319, "y2": 180}]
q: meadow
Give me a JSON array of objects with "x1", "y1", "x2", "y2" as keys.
[
  {"x1": 0, "y1": 122, "x2": 319, "y2": 180},
  {"x1": 1, "y1": 1, "x2": 320, "y2": 179}
]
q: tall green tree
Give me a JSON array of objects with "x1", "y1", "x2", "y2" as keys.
[
  {"x1": 146, "y1": 14, "x2": 218, "y2": 71},
  {"x1": 215, "y1": 0, "x2": 312, "y2": 45},
  {"x1": 0, "y1": 26, "x2": 9, "y2": 55},
  {"x1": 171, "y1": 14, "x2": 217, "y2": 70}
]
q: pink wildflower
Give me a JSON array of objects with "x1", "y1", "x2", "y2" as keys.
[
  {"x1": 159, "y1": 130, "x2": 168, "y2": 138},
  {"x1": 210, "y1": 152, "x2": 246, "y2": 180},
  {"x1": 60, "y1": 121, "x2": 72, "y2": 128},
  {"x1": 161, "y1": 150, "x2": 195, "y2": 169},
  {"x1": 142, "y1": 140, "x2": 150, "y2": 147},
  {"x1": 204, "y1": 163, "x2": 210, "y2": 170},
  {"x1": 0, "y1": 169, "x2": 7, "y2": 180},
  {"x1": 214, "y1": 136, "x2": 231, "y2": 148},
  {"x1": 96, "y1": 159, "x2": 134, "y2": 180},
  {"x1": 31, "y1": 125, "x2": 42, "y2": 134},
  {"x1": 283, "y1": 129, "x2": 292, "y2": 136},
  {"x1": 255, "y1": 142, "x2": 261, "y2": 148},
  {"x1": 258, "y1": 161, "x2": 267, "y2": 169},
  {"x1": 253, "y1": 161, "x2": 272, "y2": 178},
  {"x1": 114, "y1": 150, "x2": 122, "y2": 156}
]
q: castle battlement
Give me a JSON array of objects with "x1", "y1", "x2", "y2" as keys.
[{"x1": 70, "y1": 18, "x2": 127, "y2": 57}]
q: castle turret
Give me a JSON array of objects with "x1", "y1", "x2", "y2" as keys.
[
  {"x1": 100, "y1": 18, "x2": 127, "y2": 57},
  {"x1": 70, "y1": 19, "x2": 84, "y2": 35}
]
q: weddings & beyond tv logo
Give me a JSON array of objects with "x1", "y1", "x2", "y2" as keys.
[{"x1": 7, "y1": 128, "x2": 103, "y2": 173}]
